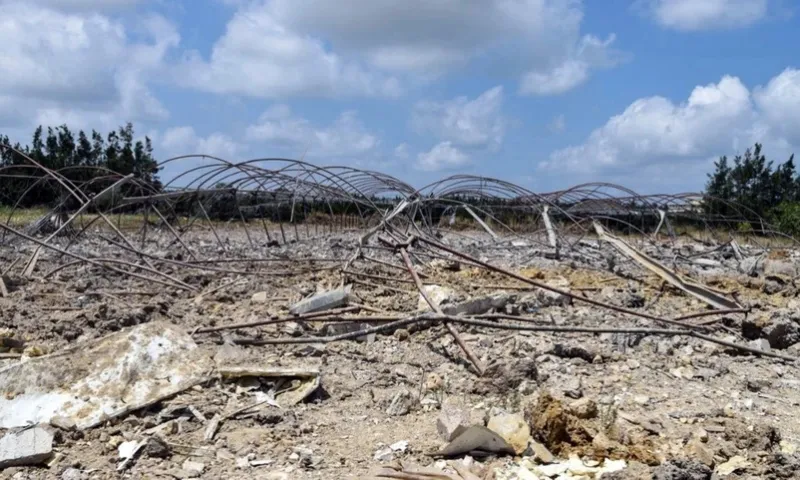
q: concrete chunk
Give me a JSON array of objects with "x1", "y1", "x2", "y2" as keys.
[
  {"x1": 0, "y1": 427, "x2": 54, "y2": 468},
  {"x1": 437, "y1": 399, "x2": 469, "y2": 441},
  {"x1": 289, "y1": 285, "x2": 351, "y2": 315}
]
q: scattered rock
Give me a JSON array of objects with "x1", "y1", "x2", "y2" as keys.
[
  {"x1": 437, "y1": 399, "x2": 469, "y2": 441},
  {"x1": 251, "y1": 291, "x2": 269, "y2": 303},
  {"x1": 0, "y1": 427, "x2": 55, "y2": 468},
  {"x1": 685, "y1": 438, "x2": 715, "y2": 467},
  {"x1": 386, "y1": 389, "x2": 414, "y2": 416},
  {"x1": 553, "y1": 344, "x2": 595, "y2": 362},
  {"x1": 60, "y1": 468, "x2": 86, "y2": 480},
  {"x1": 763, "y1": 319, "x2": 800, "y2": 349},
  {"x1": 568, "y1": 398, "x2": 598, "y2": 420},
  {"x1": 473, "y1": 358, "x2": 537, "y2": 394},
  {"x1": 417, "y1": 285, "x2": 457, "y2": 311},
  {"x1": 487, "y1": 413, "x2": 530, "y2": 455},
  {"x1": 748, "y1": 338, "x2": 772, "y2": 352},
  {"x1": 715, "y1": 455, "x2": 750, "y2": 476},
  {"x1": 290, "y1": 286, "x2": 351, "y2": 315},
  {"x1": 182, "y1": 460, "x2": 205, "y2": 476},
  {"x1": 49, "y1": 416, "x2": 76, "y2": 432},
  {"x1": 144, "y1": 436, "x2": 171, "y2": 458},
  {"x1": 563, "y1": 377, "x2": 583, "y2": 399},
  {"x1": 652, "y1": 459, "x2": 712, "y2": 480},
  {"x1": 390, "y1": 440, "x2": 408, "y2": 453},
  {"x1": 393, "y1": 329, "x2": 410, "y2": 341},
  {"x1": 373, "y1": 447, "x2": 394, "y2": 462},
  {"x1": 529, "y1": 440, "x2": 554, "y2": 464}
]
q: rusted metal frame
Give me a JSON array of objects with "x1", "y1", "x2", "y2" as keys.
[
  {"x1": 0, "y1": 222, "x2": 195, "y2": 291},
  {"x1": 228, "y1": 312, "x2": 797, "y2": 362},
  {"x1": 150, "y1": 204, "x2": 198, "y2": 261},
  {"x1": 195, "y1": 306, "x2": 362, "y2": 333},
  {"x1": 399, "y1": 247, "x2": 485, "y2": 376},
  {"x1": 414, "y1": 235, "x2": 708, "y2": 330}
]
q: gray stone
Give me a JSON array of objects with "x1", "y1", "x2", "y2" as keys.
[
  {"x1": 60, "y1": 468, "x2": 86, "y2": 480},
  {"x1": 437, "y1": 399, "x2": 469, "y2": 441},
  {"x1": 49, "y1": 416, "x2": 76, "y2": 431},
  {"x1": 442, "y1": 292, "x2": 513, "y2": 316},
  {"x1": 652, "y1": 459, "x2": 712, "y2": 480},
  {"x1": 181, "y1": 460, "x2": 205, "y2": 476},
  {"x1": 251, "y1": 292, "x2": 269, "y2": 303},
  {"x1": 322, "y1": 322, "x2": 375, "y2": 342},
  {"x1": 144, "y1": 436, "x2": 171, "y2": 458},
  {"x1": 749, "y1": 338, "x2": 772, "y2": 352},
  {"x1": 289, "y1": 286, "x2": 351, "y2": 315},
  {"x1": 530, "y1": 440, "x2": 554, "y2": 464},
  {"x1": 0, "y1": 426, "x2": 54, "y2": 468},
  {"x1": 386, "y1": 389, "x2": 414, "y2": 416},
  {"x1": 764, "y1": 319, "x2": 800, "y2": 349},
  {"x1": 764, "y1": 259, "x2": 798, "y2": 278}
]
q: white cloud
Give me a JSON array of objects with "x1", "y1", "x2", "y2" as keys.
[
  {"x1": 18, "y1": 0, "x2": 145, "y2": 10},
  {"x1": 412, "y1": 86, "x2": 505, "y2": 150},
  {"x1": 246, "y1": 105, "x2": 380, "y2": 158},
  {"x1": 521, "y1": 34, "x2": 621, "y2": 95},
  {"x1": 543, "y1": 70, "x2": 800, "y2": 174},
  {"x1": 183, "y1": 0, "x2": 621, "y2": 97},
  {"x1": 393, "y1": 143, "x2": 410, "y2": 159},
  {"x1": 415, "y1": 141, "x2": 470, "y2": 172},
  {"x1": 176, "y1": 2, "x2": 401, "y2": 99},
  {"x1": 549, "y1": 114, "x2": 567, "y2": 133},
  {"x1": 0, "y1": 3, "x2": 177, "y2": 133},
  {"x1": 159, "y1": 126, "x2": 243, "y2": 159},
  {"x1": 644, "y1": 0, "x2": 769, "y2": 31},
  {"x1": 754, "y1": 68, "x2": 800, "y2": 143}
]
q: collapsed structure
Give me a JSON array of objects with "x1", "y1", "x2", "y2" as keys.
[{"x1": 1, "y1": 147, "x2": 800, "y2": 478}]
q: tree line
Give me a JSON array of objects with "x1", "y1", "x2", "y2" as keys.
[
  {"x1": 705, "y1": 143, "x2": 800, "y2": 235},
  {"x1": 0, "y1": 123, "x2": 161, "y2": 208}
]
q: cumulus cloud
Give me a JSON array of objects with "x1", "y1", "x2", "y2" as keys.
[
  {"x1": 753, "y1": 68, "x2": 800, "y2": 143},
  {"x1": 643, "y1": 0, "x2": 769, "y2": 31},
  {"x1": 0, "y1": 2, "x2": 177, "y2": 133},
  {"x1": 542, "y1": 69, "x2": 800, "y2": 174},
  {"x1": 180, "y1": 0, "x2": 622, "y2": 97},
  {"x1": 175, "y1": 2, "x2": 401, "y2": 99},
  {"x1": 18, "y1": 0, "x2": 145, "y2": 10},
  {"x1": 246, "y1": 105, "x2": 380, "y2": 158},
  {"x1": 158, "y1": 126, "x2": 243, "y2": 159},
  {"x1": 412, "y1": 86, "x2": 505, "y2": 150},
  {"x1": 415, "y1": 141, "x2": 470, "y2": 172}
]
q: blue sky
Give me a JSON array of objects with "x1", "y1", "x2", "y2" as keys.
[{"x1": 1, "y1": 0, "x2": 799, "y2": 193}]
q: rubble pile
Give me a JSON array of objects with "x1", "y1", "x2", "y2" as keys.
[{"x1": 0, "y1": 154, "x2": 799, "y2": 478}]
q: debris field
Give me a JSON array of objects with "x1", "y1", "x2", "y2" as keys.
[{"x1": 2, "y1": 154, "x2": 800, "y2": 479}]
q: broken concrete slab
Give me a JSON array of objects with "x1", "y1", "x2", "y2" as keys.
[
  {"x1": 0, "y1": 426, "x2": 54, "y2": 469},
  {"x1": 417, "y1": 285, "x2": 457, "y2": 312},
  {"x1": 289, "y1": 285, "x2": 351, "y2": 315},
  {"x1": 0, "y1": 321, "x2": 214, "y2": 430}
]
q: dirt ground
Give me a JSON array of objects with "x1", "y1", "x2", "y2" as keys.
[{"x1": 2, "y1": 227, "x2": 800, "y2": 479}]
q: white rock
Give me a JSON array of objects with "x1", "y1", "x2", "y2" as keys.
[
  {"x1": 182, "y1": 460, "x2": 205, "y2": 474},
  {"x1": 516, "y1": 466, "x2": 540, "y2": 480},
  {"x1": 715, "y1": 455, "x2": 751, "y2": 476},
  {"x1": 251, "y1": 292, "x2": 269, "y2": 303},
  {"x1": 118, "y1": 440, "x2": 140, "y2": 460},
  {"x1": 0, "y1": 427, "x2": 54, "y2": 468},
  {"x1": 389, "y1": 440, "x2": 408, "y2": 452},
  {"x1": 418, "y1": 285, "x2": 457, "y2": 311}
]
